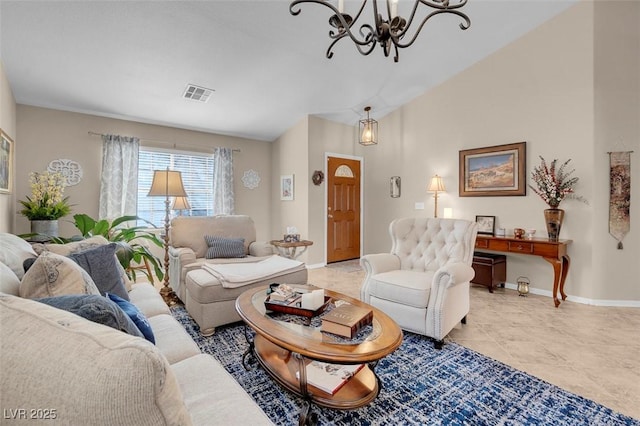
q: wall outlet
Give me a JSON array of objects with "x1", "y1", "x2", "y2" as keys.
[{"x1": 414, "y1": 202, "x2": 425, "y2": 210}]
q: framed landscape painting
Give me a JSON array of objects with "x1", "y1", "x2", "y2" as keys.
[
  {"x1": 0, "y1": 129, "x2": 12, "y2": 193},
  {"x1": 459, "y1": 142, "x2": 526, "y2": 197}
]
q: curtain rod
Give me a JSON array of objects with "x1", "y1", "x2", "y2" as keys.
[{"x1": 88, "y1": 131, "x2": 240, "y2": 153}]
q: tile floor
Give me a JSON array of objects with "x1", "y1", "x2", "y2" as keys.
[{"x1": 308, "y1": 262, "x2": 640, "y2": 420}]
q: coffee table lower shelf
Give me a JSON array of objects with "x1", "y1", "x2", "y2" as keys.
[{"x1": 253, "y1": 335, "x2": 379, "y2": 411}]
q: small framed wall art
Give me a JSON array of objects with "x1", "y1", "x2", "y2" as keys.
[
  {"x1": 475, "y1": 215, "x2": 496, "y2": 236},
  {"x1": 280, "y1": 174, "x2": 294, "y2": 201},
  {"x1": 0, "y1": 129, "x2": 13, "y2": 193},
  {"x1": 459, "y1": 142, "x2": 526, "y2": 197},
  {"x1": 390, "y1": 176, "x2": 401, "y2": 198}
]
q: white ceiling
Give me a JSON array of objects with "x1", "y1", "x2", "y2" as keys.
[{"x1": 0, "y1": 0, "x2": 578, "y2": 142}]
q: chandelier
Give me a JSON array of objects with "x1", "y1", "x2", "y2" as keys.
[{"x1": 289, "y1": 0, "x2": 470, "y2": 62}]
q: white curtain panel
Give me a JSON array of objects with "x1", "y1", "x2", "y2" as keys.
[
  {"x1": 99, "y1": 134, "x2": 140, "y2": 220},
  {"x1": 212, "y1": 147, "x2": 235, "y2": 215}
]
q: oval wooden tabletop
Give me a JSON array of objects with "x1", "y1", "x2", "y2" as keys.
[{"x1": 236, "y1": 285, "x2": 403, "y2": 364}]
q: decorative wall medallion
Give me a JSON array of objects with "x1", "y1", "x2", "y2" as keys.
[
  {"x1": 242, "y1": 169, "x2": 261, "y2": 189},
  {"x1": 312, "y1": 170, "x2": 324, "y2": 185},
  {"x1": 47, "y1": 159, "x2": 83, "y2": 186}
]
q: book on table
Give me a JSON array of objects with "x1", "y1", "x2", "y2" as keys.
[
  {"x1": 321, "y1": 303, "x2": 373, "y2": 339},
  {"x1": 297, "y1": 361, "x2": 364, "y2": 395}
]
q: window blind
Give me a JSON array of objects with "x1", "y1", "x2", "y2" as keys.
[{"x1": 138, "y1": 148, "x2": 215, "y2": 226}]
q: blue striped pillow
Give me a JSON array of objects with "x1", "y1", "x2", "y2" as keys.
[{"x1": 204, "y1": 236, "x2": 246, "y2": 259}]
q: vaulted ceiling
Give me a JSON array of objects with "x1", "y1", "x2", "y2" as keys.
[{"x1": 0, "y1": 1, "x2": 578, "y2": 141}]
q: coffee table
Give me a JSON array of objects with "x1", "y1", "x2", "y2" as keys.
[{"x1": 235, "y1": 285, "x2": 403, "y2": 425}]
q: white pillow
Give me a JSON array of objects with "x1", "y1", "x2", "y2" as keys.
[
  {"x1": 0, "y1": 261, "x2": 20, "y2": 296},
  {"x1": 0, "y1": 233, "x2": 37, "y2": 279},
  {"x1": 19, "y1": 251, "x2": 101, "y2": 299}
]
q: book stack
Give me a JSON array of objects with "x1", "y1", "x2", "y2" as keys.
[
  {"x1": 298, "y1": 361, "x2": 364, "y2": 395},
  {"x1": 321, "y1": 303, "x2": 373, "y2": 339}
]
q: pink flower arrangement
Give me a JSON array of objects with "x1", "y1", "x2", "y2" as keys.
[{"x1": 529, "y1": 156, "x2": 586, "y2": 208}]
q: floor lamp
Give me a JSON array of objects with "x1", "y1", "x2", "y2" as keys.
[
  {"x1": 427, "y1": 175, "x2": 446, "y2": 218},
  {"x1": 148, "y1": 168, "x2": 187, "y2": 305}
]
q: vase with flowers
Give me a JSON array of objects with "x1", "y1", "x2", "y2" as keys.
[
  {"x1": 529, "y1": 156, "x2": 586, "y2": 241},
  {"x1": 19, "y1": 171, "x2": 72, "y2": 241}
]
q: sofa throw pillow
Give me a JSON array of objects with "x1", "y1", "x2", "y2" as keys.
[
  {"x1": 107, "y1": 293, "x2": 155, "y2": 344},
  {"x1": 204, "y1": 236, "x2": 246, "y2": 259},
  {"x1": 0, "y1": 232, "x2": 38, "y2": 280},
  {"x1": 44, "y1": 236, "x2": 133, "y2": 292},
  {"x1": 69, "y1": 243, "x2": 129, "y2": 301},
  {"x1": 36, "y1": 294, "x2": 144, "y2": 339},
  {"x1": 19, "y1": 251, "x2": 101, "y2": 299},
  {"x1": 0, "y1": 261, "x2": 21, "y2": 296}
]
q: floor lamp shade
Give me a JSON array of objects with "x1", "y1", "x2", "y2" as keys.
[{"x1": 148, "y1": 170, "x2": 187, "y2": 197}]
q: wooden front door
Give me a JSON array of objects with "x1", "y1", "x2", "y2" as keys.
[{"x1": 327, "y1": 156, "x2": 361, "y2": 263}]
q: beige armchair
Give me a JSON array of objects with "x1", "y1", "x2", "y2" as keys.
[{"x1": 360, "y1": 217, "x2": 478, "y2": 349}]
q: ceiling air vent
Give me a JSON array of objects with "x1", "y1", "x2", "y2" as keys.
[{"x1": 183, "y1": 84, "x2": 214, "y2": 103}]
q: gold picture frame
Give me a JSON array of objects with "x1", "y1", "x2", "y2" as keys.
[
  {"x1": 0, "y1": 129, "x2": 13, "y2": 194},
  {"x1": 459, "y1": 142, "x2": 526, "y2": 197}
]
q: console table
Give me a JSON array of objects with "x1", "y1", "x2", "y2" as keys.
[{"x1": 474, "y1": 235, "x2": 572, "y2": 307}]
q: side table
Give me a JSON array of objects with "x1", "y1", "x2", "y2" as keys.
[{"x1": 270, "y1": 240, "x2": 313, "y2": 259}]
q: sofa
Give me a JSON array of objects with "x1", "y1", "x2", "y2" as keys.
[
  {"x1": 0, "y1": 233, "x2": 273, "y2": 425},
  {"x1": 168, "y1": 215, "x2": 308, "y2": 335}
]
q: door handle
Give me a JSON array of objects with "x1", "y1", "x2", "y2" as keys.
[{"x1": 327, "y1": 214, "x2": 333, "y2": 218}]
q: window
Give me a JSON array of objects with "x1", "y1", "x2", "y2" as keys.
[{"x1": 138, "y1": 148, "x2": 215, "y2": 226}]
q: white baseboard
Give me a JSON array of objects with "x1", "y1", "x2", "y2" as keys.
[{"x1": 503, "y1": 282, "x2": 640, "y2": 307}]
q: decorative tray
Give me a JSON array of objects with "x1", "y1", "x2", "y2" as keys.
[{"x1": 264, "y1": 295, "x2": 332, "y2": 318}]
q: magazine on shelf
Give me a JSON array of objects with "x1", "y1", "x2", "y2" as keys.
[{"x1": 297, "y1": 361, "x2": 364, "y2": 395}]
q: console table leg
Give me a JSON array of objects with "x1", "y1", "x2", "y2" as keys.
[
  {"x1": 543, "y1": 257, "x2": 563, "y2": 307},
  {"x1": 560, "y1": 255, "x2": 571, "y2": 301}
]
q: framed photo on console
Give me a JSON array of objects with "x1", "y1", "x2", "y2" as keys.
[
  {"x1": 459, "y1": 142, "x2": 526, "y2": 197},
  {"x1": 475, "y1": 215, "x2": 496, "y2": 236}
]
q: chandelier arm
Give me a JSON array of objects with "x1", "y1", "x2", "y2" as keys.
[
  {"x1": 418, "y1": 0, "x2": 469, "y2": 11},
  {"x1": 394, "y1": 9, "x2": 470, "y2": 48}
]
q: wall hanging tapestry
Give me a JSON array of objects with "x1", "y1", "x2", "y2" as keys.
[{"x1": 608, "y1": 151, "x2": 632, "y2": 249}]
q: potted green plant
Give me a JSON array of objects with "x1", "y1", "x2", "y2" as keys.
[
  {"x1": 19, "y1": 171, "x2": 72, "y2": 240},
  {"x1": 52, "y1": 213, "x2": 165, "y2": 283}
]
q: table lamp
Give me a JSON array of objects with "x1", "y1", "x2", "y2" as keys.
[{"x1": 427, "y1": 175, "x2": 446, "y2": 218}]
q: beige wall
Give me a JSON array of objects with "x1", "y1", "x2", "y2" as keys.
[
  {"x1": 355, "y1": 1, "x2": 639, "y2": 303},
  {"x1": 271, "y1": 117, "x2": 310, "y2": 260},
  {"x1": 14, "y1": 106, "x2": 273, "y2": 240},
  {"x1": 0, "y1": 62, "x2": 17, "y2": 232},
  {"x1": 307, "y1": 116, "x2": 359, "y2": 265},
  {"x1": 592, "y1": 0, "x2": 640, "y2": 301}
]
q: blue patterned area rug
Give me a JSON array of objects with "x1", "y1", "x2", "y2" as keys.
[{"x1": 171, "y1": 306, "x2": 638, "y2": 425}]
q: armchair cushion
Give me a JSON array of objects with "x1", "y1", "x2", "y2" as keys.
[{"x1": 366, "y1": 270, "x2": 433, "y2": 308}]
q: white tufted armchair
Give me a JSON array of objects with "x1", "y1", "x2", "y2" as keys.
[{"x1": 360, "y1": 217, "x2": 478, "y2": 348}]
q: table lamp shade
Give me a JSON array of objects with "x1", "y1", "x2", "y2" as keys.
[
  {"x1": 172, "y1": 196, "x2": 191, "y2": 210},
  {"x1": 148, "y1": 170, "x2": 187, "y2": 197},
  {"x1": 427, "y1": 175, "x2": 446, "y2": 193}
]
